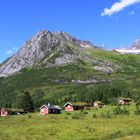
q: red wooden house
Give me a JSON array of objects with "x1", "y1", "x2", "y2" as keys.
[
  {"x1": 0, "y1": 108, "x2": 25, "y2": 116},
  {"x1": 64, "y1": 102, "x2": 73, "y2": 111},
  {"x1": 40, "y1": 105, "x2": 49, "y2": 115},
  {"x1": 1, "y1": 108, "x2": 8, "y2": 116},
  {"x1": 118, "y1": 98, "x2": 133, "y2": 105},
  {"x1": 40, "y1": 104, "x2": 61, "y2": 115}
]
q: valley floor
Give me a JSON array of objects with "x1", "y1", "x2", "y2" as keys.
[{"x1": 0, "y1": 105, "x2": 140, "y2": 140}]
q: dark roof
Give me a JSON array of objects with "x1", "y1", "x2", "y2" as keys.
[
  {"x1": 118, "y1": 98, "x2": 133, "y2": 101},
  {"x1": 1, "y1": 108, "x2": 24, "y2": 112}
]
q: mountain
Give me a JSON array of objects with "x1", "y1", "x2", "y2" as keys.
[
  {"x1": 0, "y1": 30, "x2": 94, "y2": 77},
  {"x1": 115, "y1": 38, "x2": 140, "y2": 54},
  {"x1": 1, "y1": 30, "x2": 140, "y2": 109},
  {"x1": 132, "y1": 38, "x2": 140, "y2": 49}
]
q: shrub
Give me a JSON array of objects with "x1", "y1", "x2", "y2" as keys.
[
  {"x1": 135, "y1": 101, "x2": 140, "y2": 115},
  {"x1": 64, "y1": 112, "x2": 72, "y2": 119},
  {"x1": 101, "y1": 111, "x2": 112, "y2": 118},
  {"x1": 108, "y1": 130, "x2": 126, "y2": 139},
  {"x1": 113, "y1": 106, "x2": 130, "y2": 115},
  {"x1": 93, "y1": 113, "x2": 98, "y2": 118},
  {"x1": 66, "y1": 112, "x2": 72, "y2": 116},
  {"x1": 71, "y1": 111, "x2": 86, "y2": 119}
]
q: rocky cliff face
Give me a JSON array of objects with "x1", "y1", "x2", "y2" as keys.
[{"x1": 0, "y1": 30, "x2": 94, "y2": 77}]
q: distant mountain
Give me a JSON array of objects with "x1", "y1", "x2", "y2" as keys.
[
  {"x1": 132, "y1": 38, "x2": 140, "y2": 49},
  {"x1": 115, "y1": 38, "x2": 140, "y2": 54},
  {"x1": 0, "y1": 30, "x2": 94, "y2": 77}
]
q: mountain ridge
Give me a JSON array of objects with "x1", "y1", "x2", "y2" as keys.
[{"x1": 0, "y1": 30, "x2": 94, "y2": 77}]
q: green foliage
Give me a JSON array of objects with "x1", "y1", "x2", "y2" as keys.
[
  {"x1": 105, "y1": 130, "x2": 126, "y2": 140},
  {"x1": 101, "y1": 110, "x2": 112, "y2": 118},
  {"x1": 1, "y1": 49, "x2": 140, "y2": 109},
  {"x1": 92, "y1": 113, "x2": 98, "y2": 118},
  {"x1": 113, "y1": 106, "x2": 130, "y2": 115},
  {"x1": 20, "y1": 91, "x2": 34, "y2": 113},
  {"x1": 71, "y1": 111, "x2": 86, "y2": 119},
  {"x1": 135, "y1": 100, "x2": 140, "y2": 115}
]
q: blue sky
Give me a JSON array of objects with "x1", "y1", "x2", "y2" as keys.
[{"x1": 0, "y1": 0, "x2": 140, "y2": 62}]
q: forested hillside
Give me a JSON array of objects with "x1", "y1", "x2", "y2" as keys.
[{"x1": 0, "y1": 48, "x2": 140, "y2": 109}]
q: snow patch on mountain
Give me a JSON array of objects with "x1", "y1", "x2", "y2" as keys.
[
  {"x1": 115, "y1": 48, "x2": 140, "y2": 54},
  {"x1": 115, "y1": 38, "x2": 140, "y2": 54}
]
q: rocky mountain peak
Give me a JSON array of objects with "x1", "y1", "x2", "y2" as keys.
[
  {"x1": 132, "y1": 38, "x2": 140, "y2": 49},
  {"x1": 0, "y1": 30, "x2": 94, "y2": 77}
]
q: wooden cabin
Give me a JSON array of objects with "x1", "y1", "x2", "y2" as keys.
[
  {"x1": 118, "y1": 98, "x2": 133, "y2": 105},
  {"x1": 64, "y1": 102, "x2": 73, "y2": 111},
  {"x1": 72, "y1": 102, "x2": 90, "y2": 110},
  {"x1": 93, "y1": 101, "x2": 104, "y2": 108},
  {"x1": 40, "y1": 104, "x2": 61, "y2": 115},
  {"x1": 1, "y1": 108, "x2": 8, "y2": 116},
  {"x1": 0, "y1": 108, "x2": 24, "y2": 116}
]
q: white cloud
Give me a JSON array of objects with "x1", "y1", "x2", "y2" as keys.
[
  {"x1": 5, "y1": 47, "x2": 18, "y2": 55},
  {"x1": 101, "y1": 0, "x2": 140, "y2": 16}
]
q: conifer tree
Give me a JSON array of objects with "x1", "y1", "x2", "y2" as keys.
[{"x1": 21, "y1": 91, "x2": 34, "y2": 112}]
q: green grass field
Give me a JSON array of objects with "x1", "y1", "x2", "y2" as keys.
[{"x1": 0, "y1": 104, "x2": 140, "y2": 140}]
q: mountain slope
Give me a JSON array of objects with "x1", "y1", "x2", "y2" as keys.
[
  {"x1": 0, "y1": 30, "x2": 94, "y2": 77},
  {"x1": 1, "y1": 47, "x2": 140, "y2": 108}
]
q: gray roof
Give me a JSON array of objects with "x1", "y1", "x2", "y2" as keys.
[{"x1": 41, "y1": 104, "x2": 61, "y2": 110}]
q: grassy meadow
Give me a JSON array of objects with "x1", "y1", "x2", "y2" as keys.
[{"x1": 0, "y1": 104, "x2": 140, "y2": 140}]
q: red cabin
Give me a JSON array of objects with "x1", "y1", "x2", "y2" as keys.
[
  {"x1": 64, "y1": 102, "x2": 73, "y2": 111},
  {"x1": 118, "y1": 98, "x2": 133, "y2": 105},
  {"x1": 1, "y1": 108, "x2": 8, "y2": 116},
  {"x1": 40, "y1": 104, "x2": 61, "y2": 115},
  {"x1": 40, "y1": 105, "x2": 49, "y2": 115}
]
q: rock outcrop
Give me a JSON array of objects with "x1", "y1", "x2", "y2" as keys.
[{"x1": 0, "y1": 30, "x2": 94, "y2": 77}]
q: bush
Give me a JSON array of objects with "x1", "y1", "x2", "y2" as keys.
[
  {"x1": 101, "y1": 111, "x2": 112, "y2": 118},
  {"x1": 135, "y1": 101, "x2": 140, "y2": 115},
  {"x1": 107, "y1": 130, "x2": 126, "y2": 139},
  {"x1": 71, "y1": 111, "x2": 86, "y2": 119},
  {"x1": 93, "y1": 113, "x2": 98, "y2": 118},
  {"x1": 107, "y1": 98, "x2": 118, "y2": 105},
  {"x1": 113, "y1": 106, "x2": 130, "y2": 115},
  {"x1": 66, "y1": 112, "x2": 72, "y2": 116}
]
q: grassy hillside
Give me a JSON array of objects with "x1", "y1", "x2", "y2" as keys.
[
  {"x1": 0, "y1": 48, "x2": 140, "y2": 108},
  {"x1": 0, "y1": 104, "x2": 140, "y2": 140}
]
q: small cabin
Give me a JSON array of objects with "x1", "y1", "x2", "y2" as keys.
[
  {"x1": 40, "y1": 104, "x2": 61, "y2": 115},
  {"x1": 1, "y1": 108, "x2": 8, "y2": 116},
  {"x1": 118, "y1": 98, "x2": 133, "y2": 105},
  {"x1": 0, "y1": 108, "x2": 24, "y2": 116},
  {"x1": 72, "y1": 102, "x2": 90, "y2": 110},
  {"x1": 64, "y1": 102, "x2": 73, "y2": 111},
  {"x1": 93, "y1": 101, "x2": 104, "y2": 108}
]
